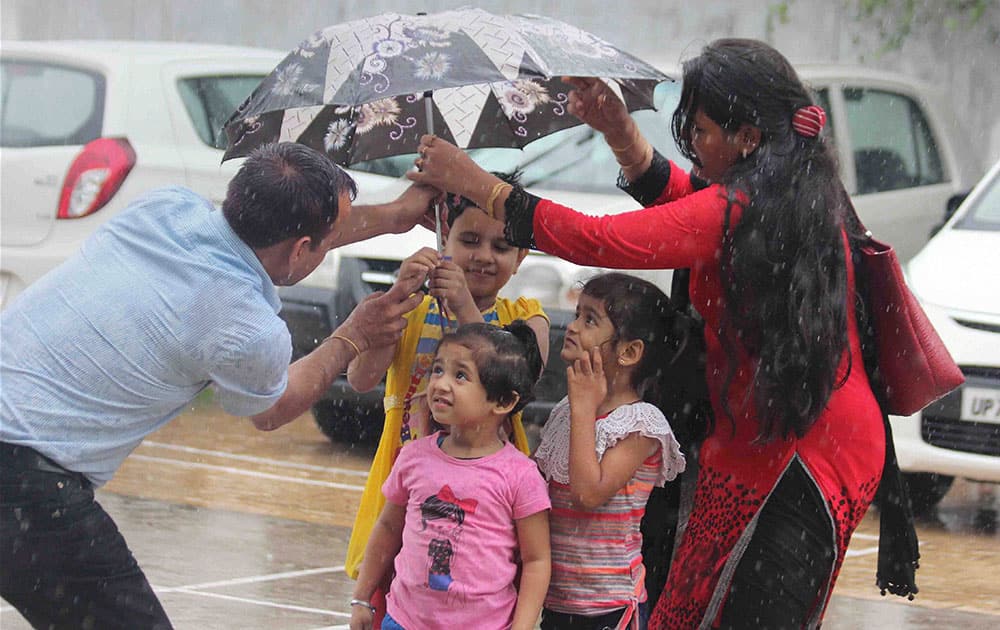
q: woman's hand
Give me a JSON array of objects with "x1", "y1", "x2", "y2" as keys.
[
  {"x1": 407, "y1": 135, "x2": 494, "y2": 201},
  {"x1": 567, "y1": 347, "x2": 607, "y2": 419},
  {"x1": 564, "y1": 77, "x2": 633, "y2": 139}
]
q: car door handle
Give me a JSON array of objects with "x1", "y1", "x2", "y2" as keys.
[{"x1": 33, "y1": 175, "x2": 59, "y2": 187}]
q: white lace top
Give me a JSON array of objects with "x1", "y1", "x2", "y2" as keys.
[{"x1": 534, "y1": 397, "x2": 686, "y2": 486}]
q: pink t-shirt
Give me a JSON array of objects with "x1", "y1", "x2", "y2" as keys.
[{"x1": 383, "y1": 432, "x2": 551, "y2": 630}]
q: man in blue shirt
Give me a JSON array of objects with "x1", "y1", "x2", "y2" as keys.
[{"x1": 0, "y1": 143, "x2": 436, "y2": 629}]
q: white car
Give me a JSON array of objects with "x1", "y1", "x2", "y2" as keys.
[
  {"x1": 0, "y1": 40, "x2": 408, "y2": 309},
  {"x1": 893, "y1": 159, "x2": 1000, "y2": 513}
]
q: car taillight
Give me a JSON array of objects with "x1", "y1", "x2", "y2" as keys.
[{"x1": 57, "y1": 137, "x2": 136, "y2": 219}]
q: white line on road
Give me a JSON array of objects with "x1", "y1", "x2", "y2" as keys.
[
  {"x1": 128, "y1": 454, "x2": 365, "y2": 491},
  {"x1": 168, "y1": 588, "x2": 349, "y2": 618},
  {"x1": 845, "y1": 547, "x2": 879, "y2": 557},
  {"x1": 141, "y1": 441, "x2": 370, "y2": 478},
  {"x1": 155, "y1": 566, "x2": 345, "y2": 592}
]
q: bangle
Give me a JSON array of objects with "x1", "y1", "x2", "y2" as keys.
[
  {"x1": 607, "y1": 124, "x2": 640, "y2": 154},
  {"x1": 329, "y1": 334, "x2": 362, "y2": 359},
  {"x1": 617, "y1": 143, "x2": 652, "y2": 170},
  {"x1": 606, "y1": 132, "x2": 637, "y2": 154},
  {"x1": 350, "y1": 599, "x2": 376, "y2": 614},
  {"x1": 484, "y1": 181, "x2": 510, "y2": 220}
]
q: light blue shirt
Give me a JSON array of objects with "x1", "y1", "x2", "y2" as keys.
[{"x1": 1, "y1": 187, "x2": 291, "y2": 485}]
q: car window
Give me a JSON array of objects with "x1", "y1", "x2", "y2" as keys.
[
  {"x1": 0, "y1": 60, "x2": 104, "y2": 147},
  {"x1": 814, "y1": 87, "x2": 835, "y2": 139},
  {"x1": 350, "y1": 81, "x2": 689, "y2": 194},
  {"x1": 957, "y1": 170, "x2": 1000, "y2": 231},
  {"x1": 519, "y1": 82, "x2": 688, "y2": 193},
  {"x1": 843, "y1": 87, "x2": 944, "y2": 195},
  {"x1": 177, "y1": 75, "x2": 267, "y2": 148}
]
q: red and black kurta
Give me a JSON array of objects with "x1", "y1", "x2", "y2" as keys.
[{"x1": 507, "y1": 156, "x2": 884, "y2": 629}]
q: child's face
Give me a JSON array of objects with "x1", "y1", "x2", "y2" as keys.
[
  {"x1": 444, "y1": 209, "x2": 526, "y2": 305},
  {"x1": 561, "y1": 293, "x2": 617, "y2": 364},
  {"x1": 427, "y1": 341, "x2": 495, "y2": 428}
]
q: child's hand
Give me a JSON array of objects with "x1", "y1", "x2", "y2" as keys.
[
  {"x1": 567, "y1": 347, "x2": 607, "y2": 417},
  {"x1": 349, "y1": 606, "x2": 373, "y2": 630},
  {"x1": 396, "y1": 247, "x2": 440, "y2": 295},
  {"x1": 429, "y1": 258, "x2": 479, "y2": 322}
]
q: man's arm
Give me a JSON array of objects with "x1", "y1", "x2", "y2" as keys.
[
  {"x1": 251, "y1": 283, "x2": 424, "y2": 430},
  {"x1": 331, "y1": 184, "x2": 440, "y2": 249}
]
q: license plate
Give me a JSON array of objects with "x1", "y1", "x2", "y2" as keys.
[{"x1": 960, "y1": 386, "x2": 1000, "y2": 424}]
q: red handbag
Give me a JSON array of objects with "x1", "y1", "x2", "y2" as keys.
[{"x1": 851, "y1": 214, "x2": 964, "y2": 416}]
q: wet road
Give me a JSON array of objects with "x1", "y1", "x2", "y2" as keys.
[{"x1": 2, "y1": 396, "x2": 999, "y2": 629}]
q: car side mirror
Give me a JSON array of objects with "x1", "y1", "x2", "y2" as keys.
[{"x1": 929, "y1": 192, "x2": 970, "y2": 237}]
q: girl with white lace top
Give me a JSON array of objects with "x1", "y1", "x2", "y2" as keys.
[{"x1": 534, "y1": 273, "x2": 686, "y2": 630}]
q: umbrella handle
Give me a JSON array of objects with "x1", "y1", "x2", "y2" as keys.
[
  {"x1": 423, "y1": 90, "x2": 444, "y2": 254},
  {"x1": 423, "y1": 88, "x2": 450, "y2": 332}
]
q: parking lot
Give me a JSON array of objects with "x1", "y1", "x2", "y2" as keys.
[{"x1": 2, "y1": 395, "x2": 998, "y2": 629}]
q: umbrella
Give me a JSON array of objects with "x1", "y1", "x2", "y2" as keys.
[
  {"x1": 221, "y1": 8, "x2": 671, "y2": 329},
  {"x1": 221, "y1": 8, "x2": 672, "y2": 166}
]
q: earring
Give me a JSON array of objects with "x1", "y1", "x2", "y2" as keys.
[
  {"x1": 741, "y1": 148, "x2": 748, "y2": 159},
  {"x1": 618, "y1": 357, "x2": 625, "y2": 365}
]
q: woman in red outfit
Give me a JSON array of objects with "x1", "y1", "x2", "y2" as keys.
[{"x1": 412, "y1": 38, "x2": 885, "y2": 630}]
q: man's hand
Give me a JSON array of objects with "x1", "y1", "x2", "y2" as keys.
[
  {"x1": 390, "y1": 183, "x2": 443, "y2": 234},
  {"x1": 334, "y1": 282, "x2": 424, "y2": 354}
]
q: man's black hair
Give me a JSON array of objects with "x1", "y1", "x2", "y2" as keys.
[{"x1": 222, "y1": 142, "x2": 358, "y2": 250}]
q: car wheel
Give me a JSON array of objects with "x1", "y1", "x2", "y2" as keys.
[
  {"x1": 311, "y1": 400, "x2": 381, "y2": 446},
  {"x1": 902, "y1": 472, "x2": 955, "y2": 516}
]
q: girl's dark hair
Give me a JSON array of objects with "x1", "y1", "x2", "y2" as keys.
[
  {"x1": 580, "y1": 273, "x2": 706, "y2": 442},
  {"x1": 437, "y1": 320, "x2": 543, "y2": 415},
  {"x1": 420, "y1": 494, "x2": 466, "y2": 530},
  {"x1": 671, "y1": 38, "x2": 851, "y2": 439},
  {"x1": 445, "y1": 170, "x2": 522, "y2": 227}
]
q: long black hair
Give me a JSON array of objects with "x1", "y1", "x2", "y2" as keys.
[
  {"x1": 672, "y1": 39, "x2": 850, "y2": 439},
  {"x1": 579, "y1": 273, "x2": 707, "y2": 444},
  {"x1": 437, "y1": 320, "x2": 543, "y2": 416}
]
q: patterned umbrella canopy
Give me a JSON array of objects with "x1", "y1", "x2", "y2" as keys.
[{"x1": 222, "y1": 8, "x2": 672, "y2": 165}]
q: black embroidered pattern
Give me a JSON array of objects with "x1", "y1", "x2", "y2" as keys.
[
  {"x1": 502, "y1": 184, "x2": 539, "y2": 249},
  {"x1": 617, "y1": 149, "x2": 673, "y2": 206},
  {"x1": 831, "y1": 476, "x2": 880, "y2": 549},
  {"x1": 650, "y1": 465, "x2": 763, "y2": 629}
]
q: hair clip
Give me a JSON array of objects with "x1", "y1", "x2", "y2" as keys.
[{"x1": 792, "y1": 105, "x2": 826, "y2": 138}]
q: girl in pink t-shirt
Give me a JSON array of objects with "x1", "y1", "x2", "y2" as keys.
[
  {"x1": 351, "y1": 321, "x2": 551, "y2": 630},
  {"x1": 534, "y1": 273, "x2": 686, "y2": 630}
]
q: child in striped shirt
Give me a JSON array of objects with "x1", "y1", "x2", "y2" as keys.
[{"x1": 534, "y1": 273, "x2": 686, "y2": 630}]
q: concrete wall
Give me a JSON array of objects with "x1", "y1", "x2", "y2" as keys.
[{"x1": 2, "y1": 0, "x2": 998, "y2": 174}]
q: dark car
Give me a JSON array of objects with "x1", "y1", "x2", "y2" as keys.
[{"x1": 279, "y1": 274, "x2": 575, "y2": 445}]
